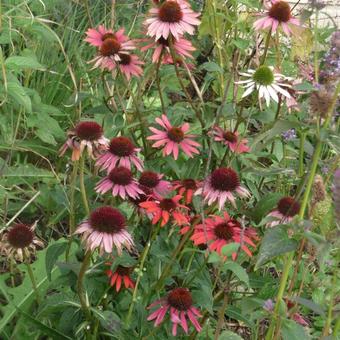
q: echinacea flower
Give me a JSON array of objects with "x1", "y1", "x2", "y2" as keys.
[
  {"x1": 118, "y1": 53, "x2": 144, "y2": 80},
  {"x1": 148, "y1": 114, "x2": 200, "y2": 160},
  {"x1": 266, "y1": 196, "x2": 300, "y2": 227},
  {"x1": 0, "y1": 223, "x2": 43, "y2": 262},
  {"x1": 75, "y1": 206, "x2": 134, "y2": 255},
  {"x1": 237, "y1": 66, "x2": 292, "y2": 107},
  {"x1": 95, "y1": 166, "x2": 144, "y2": 200},
  {"x1": 89, "y1": 31, "x2": 135, "y2": 71},
  {"x1": 106, "y1": 265, "x2": 135, "y2": 291},
  {"x1": 59, "y1": 121, "x2": 109, "y2": 161},
  {"x1": 253, "y1": 0, "x2": 300, "y2": 36},
  {"x1": 139, "y1": 195, "x2": 188, "y2": 227},
  {"x1": 212, "y1": 127, "x2": 250, "y2": 154},
  {"x1": 173, "y1": 179, "x2": 198, "y2": 204},
  {"x1": 145, "y1": 0, "x2": 201, "y2": 41},
  {"x1": 196, "y1": 167, "x2": 250, "y2": 210},
  {"x1": 191, "y1": 212, "x2": 257, "y2": 257},
  {"x1": 85, "y1": 26, "x2": 129, "y2": 48},
  {"x1": 147, "y1": 287, "x2": 202, "y2": 336},
  {"x1": 96, "y1": 136, "x2": 143, "y2": 173},
  {"x1": 141, "y1": 36, "x2": 195, "y2": 63},
  {"x1": 139, "y1": 170, "x2": 170, "y2": 197}
]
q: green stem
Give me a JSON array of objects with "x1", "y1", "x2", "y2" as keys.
[
  {"x1": 260, "y1": 29, "x2": 272, "y2": 65},
  {"x1": 79, "y1": 156, "x2": 90, "y2": 216},
  {"x1": 155, "y1": 49, "x2": 165, "y2": 112},
  {"x1": 153, "y1": 230, "x2": 191, "y2": 291},
  {"x1": 24, "y1": 250, "x2": 40, "y2": 304},
  {"x1": 126, "y1": 223, "x2": 161, "y2": 324},
  {"x1": 298, "y1": 131, "x2": 306, "y2": 177},
  {"x1": 265, "y1": 81, "x2": 340, "y2": 339},
  {"x1": 322, "y1": 270, "x2": 337, "y2": 336},
  {"x1": 77, "y1": 250, "x2": 92, "y2": 320},
  {"x1": 168, "y1": 36, "x2": 205, "y2": 130},
  {"x1": 66, "y1": 161, "x2": 79, "y2": 261}
]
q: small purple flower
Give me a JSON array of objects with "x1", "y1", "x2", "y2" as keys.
[
  {"x1": 321, "y1": 166, "x2": 329, "y2": 175},
  {"x1": 263, "y1": 299, "x2": 274, "y2": 312},
  {"x1": 282, "y1": 129, "x2": 297, "y2": 141}
]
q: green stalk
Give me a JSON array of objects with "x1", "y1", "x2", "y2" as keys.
[
  {"x1": 79, "y1": 156, "x2": 90, "y2": 216},
  {"x1": 66, "y1": 161, "x2": 79, "y2": 261},
  {"x1": 155, "y1": 49, "x2": 165, "y2": 112},
  {"x1": 260, "y1": 29, "x2": 272, "y2": 65},
  {"x1": 298, "y1": 131, "x2": 306, "y2": 177},
  {"x1": 126, "y1": 223, "x2": 161, "y2": 324},
  {"x1": 24, "y1": 249, "x2": 40, "y2": 304},
  {"x1": 322, "y1": 270, "x2": 337, "y2": 336},
  {"x1": 265, "y1": 82, "x2": 340, "y2": 339},
  {"x1": 77, "y1": 250, "x2": 92, "y2": 320}
]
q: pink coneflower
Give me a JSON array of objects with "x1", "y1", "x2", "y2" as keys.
[
  {"x1": 266, "y1": 196, "x2": 300, "y2": 227},
  {"x1": 118, "y1": 53, "x2": 144, "y2": 80},
  {"x1": 95, "y1": 166, "x2": 144, "y2": 200},
  {"x1": 139, "y1": 170, "x2": 170, "y2": 197},
  {"x1": 173, "y1": 179, "x2": 198, "y2": 204},
  {"x1": 147, "y1": 287, "x2": 202, "y2": 336},
  {"x1": 191, "y1": 212, "x2": 258, "y2": 257},
  {"x1": 141, "y1": 36, "x2": 195, "y2": 63},
  {"x1": 85, "y1": 26, "x2": 129, "y2": 48},
  {"x1": 139, "y1": 195, "x2": 188, "y2": 227},
  {"x1": 59, "y1": 121, "x2": 109, "y2": 161},
  {"x1": 196, "y1": 167, "x2": 250, "y2": 210},
  {"x1": 145, "y1": 0, "x2": 201, "y2": 41},
  {"x1": 147, "y1": 114, "x2": 200, "y2": 160},
  {"x1": 96, "y1": 136, "x2": 143, "y2": 173},
  {"x1": 106, "y1": 265, "x2": 135, "y2": 291},
  {"x1": 253, "y1": 0, "x2": 300, "y2": 36},
  {"x1": 212, "y1": 127, "x2": 250, "y2": 154},
  {"x1": 89, "y1": 34, "x2": 135, "y2": 71},
  {"x1": 75, "y1": 206, "x2": 134, "y2": 255}
]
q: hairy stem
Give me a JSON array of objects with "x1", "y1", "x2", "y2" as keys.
[
  {"x1": 77, "y1": 250, "x2": 92, "y2": 320},
  {"x1": 79, "y1": 156, "x2": 90, "y2": 216}
]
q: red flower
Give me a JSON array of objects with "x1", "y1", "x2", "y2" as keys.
[
  {"x1": 173, "y1": 179, "x2": 198, "y2": 204},
  {"x1": 139, "y1": 195, "x2": 189, "y2": 227},
  {"x1": 191, "y1": 212, "x2": 257, "y2": 258},
  {"x1": 106, "y1": 265, "x2": 135, "y2": 291}
]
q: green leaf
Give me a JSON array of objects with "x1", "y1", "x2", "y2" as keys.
[
  {"x1": 219, "y1": 330, "x2": 243, "y2": 340},
  {"x1": 292, "y1": 296, "x2": 325, "y2": 317},
  {"x1": 252, "y1": 120, "x2": 300, "y2": 152},
  {"x1": 222, "y1": 261, "x2": 249, "y2": 287},
  {"x1": 6, "y1": 81, "x2": 32, "y2": 112},
  {"x1": 281, "y1": 319, "x2": 310, "y2": 340},
  {"x1": 255, "y1": 226, "x2": 298, "y2": 269},
  {"x1": 250, "y1": 193, "x2": 283, "y2": 223},
  {"x1": 200, "y1": 62, "x2": 223, "y2": 73},
  {"x1": 18, "y1": 309, "x2": 72, "y2": 340},
  {"x1": 5, "y1": 56, "x2": 44, "y2": 71},
  {"x1": 221, "y1": 243, "x2": 240, "y2": 257},
  {"x1": 45, "y1": 241, "x2": 68, "y2": 281},
  {"x1": 225, "y1": 306, "x2": 255, "y2": 328}
]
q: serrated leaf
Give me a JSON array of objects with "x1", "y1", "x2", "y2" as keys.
[
  {"x1": 46, "y1": 241, "x2": 68, "y2": 281},
  {"x1": 222, "y1": 261, "x2": 249, "y2": 286},
  {"x1": 6, "y1": 81, "x2": 32, "y2": 112},
  {"x1": 255, "y1": 226, "x2": 298, "y2": 269},
  {"x1": 200, "y1": 62, "x2": 223, "y2": 73},
  {"x1": 5, "y1": 56, "x2": 44, "y2": 71}
]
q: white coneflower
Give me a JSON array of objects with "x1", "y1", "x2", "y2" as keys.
[{"x1": 237, "y1": 65, "x2": 292, "y2": 107}]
